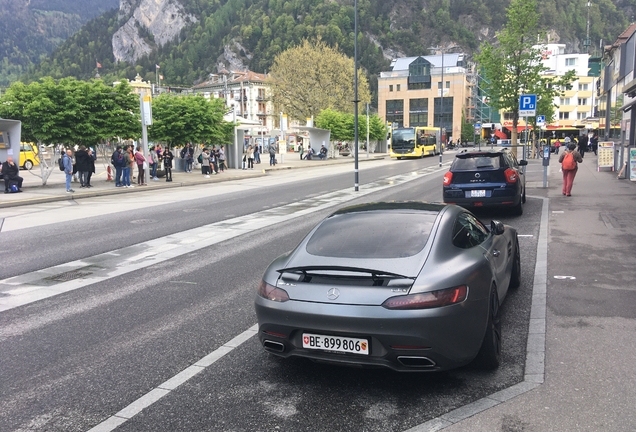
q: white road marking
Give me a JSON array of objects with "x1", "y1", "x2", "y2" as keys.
[
  {"x1": 86, "y1": 325, "x2": 259, "y2": 432},
  {"x1": 0, "y1": 165, "x2": 446, "y2": 312},
  {"x1": 518, "y1": 234, "x2": 534, "y2": 237}
]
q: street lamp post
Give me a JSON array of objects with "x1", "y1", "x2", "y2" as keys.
[
  {"x1": 353, "y1": 0, "x2": 359, "y2": 191},
  {"x1": 430, "y1": 45, "x2": 458, "y2": 167}
]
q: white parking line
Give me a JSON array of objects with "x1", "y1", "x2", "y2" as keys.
[{"x1": 86, "y1": 325, "x2": 259, "y2": 432}]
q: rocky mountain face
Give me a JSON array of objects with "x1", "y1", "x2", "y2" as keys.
[
  {"x1": 112, "y1": 0, "x2": 197, "y2": 63},
  {"x1": 0, "y1": 0, "x2": 119, "y2": 85}
]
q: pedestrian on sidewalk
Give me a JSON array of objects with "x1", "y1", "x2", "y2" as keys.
[
  {"x1": 111, "y1": 146, "x2": 126, "y2": 187},
  {"x1": 590, "y1": 134, "x2": 598, "y2": 155},
  {"x1": 253, "y1": 144, "x2": 260, "y2": 164},
  {"x1": 218, "y1": 145, "x2": 226, "y2": 172},
  {"x1": 211, "y1": 145, "x2": 219, "y2": 174},
  {"x1": 269, "y1": 142, "x2": 277, "y2": 166},
  {"x1": 201, "y1": 148, "x2": 211, "y2": 178},
  {"x1": 123, "y1": 145, "x2": 134, "y2": 188},
  {"x1": 63, "y1": 149, "x2": 74, "y2": 193},
  {"x1": 163, "y1": 147, "x2": 173, "y2": 182},
  {"x1": 149, "y1": 145, "x2": 159, "y2": 180},
  {"x1": 86, "y1": 148, "x2": 96, "y2": 188},
  {"x1": 135, "y1": 146, "x2": 147, "y2": 185},
  {"x1": 247, "y1": 145, "x2": 255, "y2": 169},
  {"x1": 299, "y1": 143, "x2": 304, "y2": 160},
  {"x1": 578, "y1": 134, "x2": 589, "y2": 159},
  {"x1": 75, "y1": 145, "x2": 90, "y2": 188},
  {"x1": 558, "y1": 143, "x2": 583, "y2": 196}
]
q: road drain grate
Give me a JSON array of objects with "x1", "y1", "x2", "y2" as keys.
[{"x1": 45, "y1": 270, "x2": 93, "y2": 282}]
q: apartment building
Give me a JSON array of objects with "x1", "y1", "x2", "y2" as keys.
[
  {"x1": 378, "y1": 53, "x2": 470, "y2": 141},
  {"x1": 192, "y1": 70, "x2": 275, "y2": 133}
]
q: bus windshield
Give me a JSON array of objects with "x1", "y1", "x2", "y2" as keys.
[{"x1": 392, "y1": 128, "x2": 416, "y2": 151}]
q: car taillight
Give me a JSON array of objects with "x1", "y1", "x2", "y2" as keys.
[
  {"x1": 504, "y1": 168, "x2": 518, "y2": 183},
  {"x1": 257, "y1": 280, "x2": 290, "y2": 302},
  {"x1": 443, "y1": 172, "x2": 453, "y2": 186},
  {"x1": 382, "y1": 285, "x2": 468, "y2": 310}
]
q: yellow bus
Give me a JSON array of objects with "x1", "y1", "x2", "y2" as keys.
[{"x1": 390, "y1": 127, "x2": 442, "y2": 159}]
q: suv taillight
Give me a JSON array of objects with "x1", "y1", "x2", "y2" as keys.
[
  {"x1": 443, "y1": 172, "x2": 453, "y2": 186},
  {"x1": 504, "y1": 168, "x2": 518, "y2": 183}
]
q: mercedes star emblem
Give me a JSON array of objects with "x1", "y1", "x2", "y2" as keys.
[{"x1": 327, "y1": 288, "x2": 340, "y2": 300}]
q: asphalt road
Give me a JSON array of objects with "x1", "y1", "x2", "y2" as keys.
[{"x1": 0, "y1": 157, "x2": 541, "y2": 432}]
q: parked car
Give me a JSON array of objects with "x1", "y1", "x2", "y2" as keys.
[
  {"x1": 443, "y1": 150, "x2": 528, "y2": 215},
  {"x1": 255, "y1": 202, "x2": 521, "y2": 372}
]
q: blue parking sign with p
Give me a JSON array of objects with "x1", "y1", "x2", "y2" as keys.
[{"x1": 519, "y1": 94, "x2": 536, "y2": 116}]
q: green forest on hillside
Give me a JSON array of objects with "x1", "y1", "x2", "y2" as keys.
[{"x1": 17, "y1": 0, "x2": 634, "y2": 102}]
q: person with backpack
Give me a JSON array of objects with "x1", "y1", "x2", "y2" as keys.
[
  {"x1": 111, "y1": 146, "x2": 126, "y2": 187},
  {"x1": 558, "y1": 142, "x2": 583, "y2": 196},
  {"x1": 181, "y1": 144, "x2": 193, "y2": 173},
  {"x1": 62, "y1": 149, "x2": 75, "y2": 193},
  {"x1": 200, "y1": 148, "x2": 211, "y2": 178}
]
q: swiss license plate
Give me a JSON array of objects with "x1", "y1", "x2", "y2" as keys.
[
  {"x1": 302, "y1": 333, "x2": 369, "y2": 355},
  {"x1": 470, "y1": 189, "x2": 486, "y2": 197}
]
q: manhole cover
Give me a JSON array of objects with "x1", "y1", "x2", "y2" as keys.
[
  {"x1": 183, "y1": 208, "x2": 205, "y2": 213},
  {"x1": 45, "y1": 270, "x2": 93, "y2": 282},
  {"x1": 130, "y1": 219, "x2": 157, "y2": 224}
]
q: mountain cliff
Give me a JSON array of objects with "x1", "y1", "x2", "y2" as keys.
[
  {"x1": 16, "y1": 0, "x2": 635, "y2": 95},
  {"x1": 0, "y1": 0, "x2": 119, "y2": 86}
]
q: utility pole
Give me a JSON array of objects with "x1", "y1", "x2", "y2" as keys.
[{"x1": 353, "y1": 0, "x2": 359, "y2": 191}]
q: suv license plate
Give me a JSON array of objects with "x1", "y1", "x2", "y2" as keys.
[
  {"x1": 470, "y1": 189, "x2": 486, "y2": 197},
  {"x1": 303, "y1": 333, "x2": 369, "y2": 355}
]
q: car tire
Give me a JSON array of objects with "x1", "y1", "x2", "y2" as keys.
[
  {"x1": 511, "y1": 199, "x2": 523, "y2": 216},
  {"x1": 24, "y1": 160, "x2": 33, "y2": 170},
  {"x1": 397, "y1": 157, "x2": 402, "y2": 160},
  {"x1": 521, "y1": 187, "x2": 526, "y2": 204},
  {"x1": 473, "y1": 286, "x2": 502, "y2": 369},
  {"x1": 509, "y1": 236, "x2": 521, "y2": 289}
]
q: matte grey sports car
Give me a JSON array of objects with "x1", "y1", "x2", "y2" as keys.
[{"x1": 254, "y1": 202, "x2": 520, "y2": 372}]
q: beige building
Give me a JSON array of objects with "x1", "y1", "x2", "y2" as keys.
[
  {"x1": 378, "y1": 54, "x2": 470, "y2": 140},
  {"x1": 192, "y1": 70, "x2": 275, "y2": 134}
]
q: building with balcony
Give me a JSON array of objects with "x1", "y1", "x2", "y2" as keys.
[
  {"x1": 192, "y1": 70, "x2": 274, "y2": 134},
  {"x1": 377, "y1": 54, "x2": 470, "y2": 141}
]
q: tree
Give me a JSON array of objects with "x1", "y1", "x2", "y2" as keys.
[
  {"x1": 269, "y1": 38, "x2": 371, "y2": 122},
  {"x1": 148, "y1": 94, "x2": 230, "y2": 148},
  {"x1": 315, "y1": 108, "x2": 387, "y2": 143},
  {"x1": 475, "y1": 0, "x2": 574, "y2": 157}
]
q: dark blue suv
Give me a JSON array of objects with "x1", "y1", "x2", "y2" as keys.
[{"x1": 443, "y1": 150, "x2": 528, "y2": 215}]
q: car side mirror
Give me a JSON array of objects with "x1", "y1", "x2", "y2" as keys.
[
  {"x1": 490, "y1": 220, "x2": 505, "y2": 235},
  {"x1": 518, "y1": 160, "x2": 528, "y2": 166}
]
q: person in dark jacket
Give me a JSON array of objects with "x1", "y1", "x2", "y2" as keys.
[
  {"x1": 577, "y1": 134, "x2": 589, "y2": 159},
  {"x1": 86, "y1": 147, "x2": 96, "y2": 187},
  {"x1": 74, "y1": 145, "x2": 90, "y2": 188},
  {"x1": 111, "y1": 146, "x2": 126, "y2": 187},
  {"x1": 2, "y1": 156, "x2": 23, "y2": 192},
  {"x1": 163, "y1": 147, "x2": 174, "y2": 182}
]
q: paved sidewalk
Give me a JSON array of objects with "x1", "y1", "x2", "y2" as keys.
[
  {"x1": 438, "y1": 153, "x2": 636, "y2": 431},
  {"x1": 0, "y1": 153, "x2": 386, "y2": 208}
]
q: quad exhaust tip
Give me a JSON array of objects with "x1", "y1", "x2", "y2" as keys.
[
  {"x1": 397, "y1": 356, "x2": 436, "y2": 368},
  {"x1": 263, "y1": 340, "x2": 285, "y2": 353}
]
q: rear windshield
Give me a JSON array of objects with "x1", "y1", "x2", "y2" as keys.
[
  {"x1": 452, "y1": 155, "x2": 502, "y2": 170},
  {"x1": 306, "y1": 211, "x2": 436, "y2": 259}
]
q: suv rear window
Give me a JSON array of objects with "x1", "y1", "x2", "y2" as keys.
[
  {"x1": 452, "y1": 154, "x2": 502, "y2": 170},
  {"x1": 306, "y1": 211, "x2": 437, "y2": 259}
]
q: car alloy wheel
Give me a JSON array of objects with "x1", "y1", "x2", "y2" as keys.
[{"x1": 509, "y1": 236, "x2": 521, "y2": 289}]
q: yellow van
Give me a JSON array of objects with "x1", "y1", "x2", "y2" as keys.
[{"x1": 19, "y1": 143, "x2": 40, "y2": 170}]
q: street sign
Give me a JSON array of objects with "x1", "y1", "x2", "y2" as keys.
[
  {"x1": 474, "y1": 123, "x2": 481, "y2": 133},
  {"x1": 536, "y1": 115, "x2": 545, "y2": 126},
  {"x1": 519, "y1": 94, "x2": 536, "y2": 117}
]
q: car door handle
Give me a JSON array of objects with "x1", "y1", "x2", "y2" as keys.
[{"x1": 492, "y1": 249, "x2": 500, "y2": 257}]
